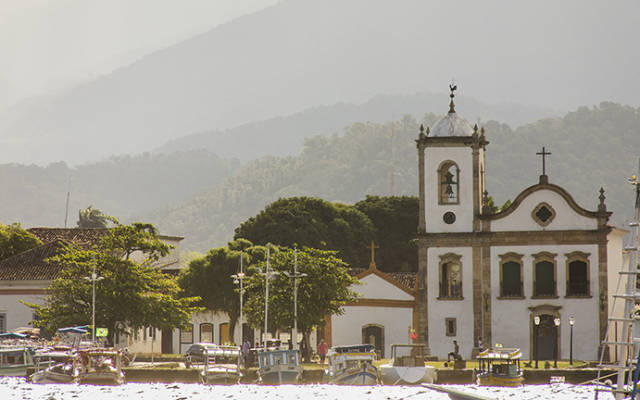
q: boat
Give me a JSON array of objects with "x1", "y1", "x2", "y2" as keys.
[
  {"x1": 257, "y1": 348, "x2": 302, "y2": 384},
  {"x1": 78, "y1": 348, "x2": 126, "y2": 385},
  {"x1": 475, "y1": 347, "x2": 524, "y2": 387},
  {"x1": 0, "y1": 345, "x2": 36, "y2": 377},
  {"x1": 422, "y1": 383, "x2": 498, "y2": 400},
  {"x1": 29, "y1": 350, "x2": 80, "y2": 384},
  {"x1": 378, "y1": 343, "x2": 436, "y2": 385},
  {"x1": 324, "y1": 344, "x2": 378, "y2": 385},
  {"x1": 199, "y1": 345, "x2": 243, "y2": 384}
]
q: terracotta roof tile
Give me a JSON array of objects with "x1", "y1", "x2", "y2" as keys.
[
  {"x1": 348, "y1": 268, "x2": 417, "y2": 291},
  {"x1": 27, "y1": 227, "x2": 110, "y2": 245},
  {"x1": 0, "y1": 240, "x2": 68, "y2": 281}
]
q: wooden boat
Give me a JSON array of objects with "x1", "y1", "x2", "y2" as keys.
[
  {"x1": 325, "y1": 344, "x2": 378, "y2": 385},
  {"x1": 423, "y1": 383, "x2": 498, "y2": 400},
  {"x1": 0, "y1": 345, "x2": 36, "y2": 377},
  {"x1": 475, "y1": 348, "x2": 524, "y2": 387},
  {"x1": 78, "y1": 348, "x2": 125, "y2": 385},
  {"x1": 199, "y1": 345, "x2": 243, "y2": 384},
  {"x1": 378, "y1": 343, "x2": 436, "y2": 385},
  {"x1": 257, "y1": 348, "x2": 302, "y2": 384},
  {"x1": 30, "y1": 350, "x2": 80, "y2": 384}
]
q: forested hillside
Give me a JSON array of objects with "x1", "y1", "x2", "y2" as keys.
[
  {"x1": 136, "y1": 102, "x2": 640, "y2": 255},
  {"x1": 0, "y1": 150, "x2": 238, "y2": 228}
]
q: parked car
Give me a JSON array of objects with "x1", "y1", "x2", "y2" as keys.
[{"x1": 184, "y1": 343, "x2": 219, "y2": 368}]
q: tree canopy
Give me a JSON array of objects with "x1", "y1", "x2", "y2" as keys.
[
  {"x1": 242, "y1": 245, "x2": 361, "y2": 360},
  {"x1": 177, "y1": 239, "x2": 267, "y2": 343},
  {"x1": 23, "y1": 220, "x2": 201, "y2": 342},
  {"x1": 77, "y1": 205, "x2": 111, "y2": 228},
  {"x1": 0, "y1": 222, "x2": 43, "y2": 262},
  {"x1": 234, "y1": 197, "x2": 376, "y2": 269}
]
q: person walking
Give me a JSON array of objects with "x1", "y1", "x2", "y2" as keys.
[{"x1": 317, "y1": 339, "x2": 329, "y2": 365}]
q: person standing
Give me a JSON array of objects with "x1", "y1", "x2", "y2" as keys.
[
  {"x1": 317, "y1": 339, "x2": 329, "y2": 365},
  {"x1": 242, "y1": 337, "x2": 251, "y2": 367}
]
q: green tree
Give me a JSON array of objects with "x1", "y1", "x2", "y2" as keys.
[
  {"x1": 354, "y1": 195, "x2": 419, "y2": 272},
  {"x1": 234, "y1": 197, "x2": 376, "y2": 268},
  {"x1": 177, "y1": 239, "x2": 267, "y2": 343},
  {"x1": 243, "y1": 245, "x2": 361, "y2": 361},
  {"x1": 23, "y1": 220, "x2": 201, "y2": 342},
  {"x1": 0, "y1": 222, "x2": 43, "y2": 262},
  {"x1": 77, "y1": 205, "x2": 111, "y2": 228}
]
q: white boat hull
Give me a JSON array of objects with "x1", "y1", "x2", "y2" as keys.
[{"x1": 379, "y1": 365, "x2": 437, "y2": 385}]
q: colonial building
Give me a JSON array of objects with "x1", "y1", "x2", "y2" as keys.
[{"x1": 415, "y1": 88, "x2": 625, "y2": 362}]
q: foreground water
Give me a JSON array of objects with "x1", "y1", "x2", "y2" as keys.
[{"x1": 0, "y1": 377, "x2": 608, "y2": 400}]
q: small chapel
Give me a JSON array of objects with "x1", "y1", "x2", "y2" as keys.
[{"x1": 414, "y1": 86, "x2": 626, "y2": 362}]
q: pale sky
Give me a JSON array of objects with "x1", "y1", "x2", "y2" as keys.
[{"x1": 0, "y1": 0, "x2": 280, "y2": 97}]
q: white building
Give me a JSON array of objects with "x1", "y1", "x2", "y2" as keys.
[{"x1": 415, "y1": 89, "x2": 625, "y2": 362}]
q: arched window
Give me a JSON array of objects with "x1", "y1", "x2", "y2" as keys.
[
  {"x1": 439, "y1": 253, "x2": 463, "y2": 299},
  {"x1": 532, "y1": 252, "x2": 558, "y2": 298},
  {"x1": 565, "y1": 251, "x2": 590, "y2": 297},
  {"x1": 438, "y1": 161, "x2": 459, "y2": 205},
  {"x1": 499, "y1": 252, "x2": 524, "y2": 298},
  {"x1": 180, "y1": 324, "x2": 194, "y2": 344}
]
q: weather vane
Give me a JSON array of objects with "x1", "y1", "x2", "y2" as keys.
[{"x1": 449, "y1": 78, "x2": 457, "y2": 99}]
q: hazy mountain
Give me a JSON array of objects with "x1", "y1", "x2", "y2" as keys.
[{"x1": 0, "y1": 0, "x2": 637, "y2": 167}]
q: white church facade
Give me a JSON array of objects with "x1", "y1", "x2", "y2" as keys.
[{"x1": 415, "y1": 88, "x2": 625, "y2": 362}]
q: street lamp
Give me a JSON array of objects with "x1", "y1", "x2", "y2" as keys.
[
  {"x1": 553, "y1": 317, "x2": 561, "y2": 368},
  {"x1": 569, "y1": 317, "x2": 575, "y2": 365},
  {"x1": 84, "y1": 255, "x2": 103, "y2": 343},
  {"x1": 533, "y1": 315, "x2": 540, "y2": 369},
  {"x1": 231, "y1": 250, "x2": 246, "y2": 346},
  {"x1": 257, "y1": 245, "x2": 279, "y2": 349},
  {"x1": 283, "y1": 248, "x2": 307, "y2": 350}
]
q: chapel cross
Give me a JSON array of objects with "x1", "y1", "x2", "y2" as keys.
[
  {"x1": 536, "y1": 147, "x2": 551, "y2": 176},
  {"x1": 367, "y1": 241, "x2": 379, "y2": 269}
]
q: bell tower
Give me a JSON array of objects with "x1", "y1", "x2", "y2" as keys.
[{"x1": 416, "y1": 86, "x2": 488, "y2": 234}]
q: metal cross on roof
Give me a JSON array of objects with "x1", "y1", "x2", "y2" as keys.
[{"x1": 536, "y1": 147, "x2": 551, "y2": 176}]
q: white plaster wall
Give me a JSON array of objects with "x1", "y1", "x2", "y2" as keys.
[
  {"x1": 356, "y1": 275, "x2": 413, "y2": 301},
  {"x1": 427, "y1": 246, "x2": 475, "y2": 359},
  {"x1": 490, "y1": 244, "x2": 600, "y2": 361},
  {"x1": 492, "y1": 190, "x2": 596, "y2": 232},
  {"x1": 425, "y1": 147, "x2": 475, "y2": 233},
  {"x1": 331, "y1": 305, "x2": 413, "y2": 358},
  {"x1": 0, "y1": 285, "x2": 47, "y2": 332}
]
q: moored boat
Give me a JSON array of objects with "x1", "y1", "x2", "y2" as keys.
[
  {"x1": 0, "y1": 332, "x2": 37, "y2": 377},
  {"x1": 199, "y1": 345, "x2": 243, "y2": 384},
  {"x1": 325, "y1": 344, "x2": 378, "y2": 385},
  {"x1": 30, "y1": 350, "x2": 80, "y2": 384},
  {"x1": 378, "y1": 343, "x2": 436, "y2": 385},
  {"x1": 475, "y1": 347, "x2": 523, "y2": 387},
  {"x1": 78, "y1": 348, "x2": 125, "y2": 385},
  {"x1": 257, "y1": 348, "x2": 302, "y2": 384}
]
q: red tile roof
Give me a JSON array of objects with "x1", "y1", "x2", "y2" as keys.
[
  {"x1": 0, "y1": 240, "x2": 68, "y2": 281},
  {"x1": 348, "y1": 268, "x2": 417, "y2": 291},
  {"x1": 27, "y1": 227, "x2": 110, "y2": 245}
]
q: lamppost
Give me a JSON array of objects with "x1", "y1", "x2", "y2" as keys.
[
  {"x1": 569, "y1": 317, "x2": 575, "y2": 365},
  {"x1": 554, "y1": 317, "x2": 561, "y2": 368},
  {"x1": 257, "y1": 245, "x2": 278, "y2": 349},
  {"x1": 84, "y1": 255, "x2": 103, "y2": 343},
  {"x1": 533, "y1": 315, "x2": 540, "y2": 369},
  {"x1": 283, "y1": 248, "x2": 307, "y2": 350},
  {"x1": 231, "y1": 250, "x2": 246, "y2": 346}
]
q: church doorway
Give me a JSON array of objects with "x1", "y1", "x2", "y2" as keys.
[
  {"x1": 534, "y1": 314, "x2": 559, "y2": 360},
  {"x1": 362, "y1": 324, "x2": 385, "y2": 359}
]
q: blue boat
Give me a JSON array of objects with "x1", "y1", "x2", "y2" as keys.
[{"x1": 257, "y1": 348, "x2": 302, "y2": 384}]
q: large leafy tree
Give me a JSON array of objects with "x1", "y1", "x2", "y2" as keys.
[
  {"x1": 177, "y1": 239, "x2": 267, "y2": 343},
  {"x1": 77, "y1": 205, "x2": 110, "y2": 228},
  {"x1": 23, "y1": 220, "x2": 201, "y2": 342},
  {"x1": 0, "y1": 222, "x2": 42, "y2": 262},
  {"x1": 243, "y1": 245, "x2": 361, "y2": 361},
  {"x1": 354, "y1": 195, "x2": 419, "y2": 272},
  {"x1": 234, "y1": 197, "x2": 376, "y2": 269}
]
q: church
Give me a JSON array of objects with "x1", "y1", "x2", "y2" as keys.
[{"x1": 414, "y1": 87, "x2": 625, "y2": 362}]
